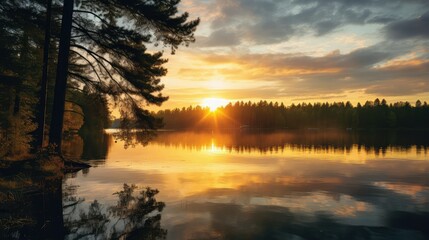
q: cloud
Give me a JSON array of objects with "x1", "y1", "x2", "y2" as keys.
[
  {"x1": 178, "y1": 41, "x2": 429, "y2": 97},
  {"x1": 366, "y1": 74, "x2": 429, "y2": 96},
  {"x1": 315, "y1": 20, "x2": 342, "y2": 36},
  {"x1": 386, "y1": 11, "x2": 429, "y2": 39},
  {"x1": 239, "y1": 18, "x2": 296, "y2": 44},
  {"x1": 194, "y1": 0, "x2": 429, "y2": 46},
  {"x1": 196, "y1": 29, "x2": 241, "y2": 47},
  {"x1": 165, "y1": 86, "x2": 286, "y2": 101},
  {"x1": 160, "y1": 0, "x2": 429, "y2": 108},
  {"x1": 292, "y1": 94, "x2": 348, "y2": 101},
  {"x1": 367, "y1": 15, "x2": 398, "y2": 24},
  {"x1": 201, "y1": 43, "x2": 395, "y2": 72}
]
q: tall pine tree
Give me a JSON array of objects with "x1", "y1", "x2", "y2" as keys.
[{"x1": 49, "y1": 0, "x2": 199, "y2": 150}]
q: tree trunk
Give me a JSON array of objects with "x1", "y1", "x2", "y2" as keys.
[
  {"x1": 34, "y1": 0, "x2": 53, "y2": 150},
  {"x1": 13, "y1": 33, "x2": 30, "y2": 116},
  {"x1": 49, "y1": 0, "x2": 74, "y2": 152}
]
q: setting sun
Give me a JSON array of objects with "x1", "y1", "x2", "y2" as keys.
[{"x1": 201, "y1": 98, "x2": 228, "y2": 112}]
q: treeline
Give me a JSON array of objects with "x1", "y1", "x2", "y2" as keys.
[{"x1": 155, "y1": 99, "x2": 429, "y2": 130}]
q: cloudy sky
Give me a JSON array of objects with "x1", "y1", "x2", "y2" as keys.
[{"x1": 157, "y1": 0, "x2": 429, "y2": 109}]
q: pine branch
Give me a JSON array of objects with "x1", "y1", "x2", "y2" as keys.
[{"x1": 70, "y1": 44, "x2": 140, "y2": 108}]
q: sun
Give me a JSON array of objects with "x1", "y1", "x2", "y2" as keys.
[{"x1": 201, "y1": 98, "x2": 228, "y2": 112}]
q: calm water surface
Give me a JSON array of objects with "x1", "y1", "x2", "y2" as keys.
[{"x1": 64, "y1": 130, "x2": 429, "y2": 239}]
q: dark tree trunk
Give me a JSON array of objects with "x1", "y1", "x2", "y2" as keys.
[
  {"x1": 49, "y1": 0, "x2": 74, "y2": 152},
  {"x1": 13, "y1": 84, "x2": 21, "y2": 115},
  {"x1": 34, "y1": 0, "x2": 53, "y2": 150},
  {"x1": 13, "y1": 33, "x2": 29, "y2": 116}
]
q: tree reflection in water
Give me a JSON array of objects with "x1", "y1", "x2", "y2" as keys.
[
  {"x1": 64, "y1": 183, "x2": 166, "y2": 240},
  {"x1": 112, "y1": 129, "x2": 157, "y2": 149}
]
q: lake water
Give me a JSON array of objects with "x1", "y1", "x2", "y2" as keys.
[{"x1": 63, "y1": 130, "x2": 429, "y2": 239}]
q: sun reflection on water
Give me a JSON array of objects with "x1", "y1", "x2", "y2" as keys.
[
  {"x1": 206, "y1": 138, "x2": 226, "y2": 154},
  {"x1": 64, "y1": 130, "x2": 429, "y2": 240}
]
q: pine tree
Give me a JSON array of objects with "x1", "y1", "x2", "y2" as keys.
[
  {"x1": 0, "y1": 0, "x2": 45, "y2": 158},
  {"x1": 49, "y1": 0, "x2": 199, "y2": 150}
]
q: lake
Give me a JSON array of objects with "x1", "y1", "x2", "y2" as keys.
[{"x1": 61, "y1": 130, "x2": 429, "y2": 239}]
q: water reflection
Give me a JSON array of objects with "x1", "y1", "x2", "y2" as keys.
[
  {"x1": 110, "y1": 129, "x2": 157, "y2": 149},
  {"x1": 80, "y1": 131, "x2": 111, "y2": 160},
  {"x1": 57, "y1": 130, "x2": 429, "y2": 239},
  {"x1": 150, "y1": 130, "x2": 429, "y2": 155},
  {"x1": 170, "y1": 202, "x2": 429, "y2": 239},
  {"x1": 0, "y1": 175, "x2": 64, "y2": 239},
  {"x1": 64, "y1": 183, "x2": 166, "y2": 239},
  {"x1": 0, "y1": 179, "x2": 166, "y2": 239},
  {"x1": 62, "y1": 130, "x2": 111, "y2": 160},
  {"x1": 75, "y1": 130, "x2": 426, "y2": 239}
]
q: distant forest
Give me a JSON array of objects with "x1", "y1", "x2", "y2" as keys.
[{"x1": 149, "y1": 99, "x2": 429, "y2": 130}]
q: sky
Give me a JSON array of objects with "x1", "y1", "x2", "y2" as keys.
[{"x1": 156, "y1": 0, "x2": 429, "y2": 109}]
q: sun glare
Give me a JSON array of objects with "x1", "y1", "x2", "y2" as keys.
[{"x1": 202, "y1": 98, "x2": 228, "y2": 112}]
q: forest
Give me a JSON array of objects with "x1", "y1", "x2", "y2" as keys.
[
  {"x1": 155, "y1": 99, "x2": 429, "y2": 130},
  {"x1": 0, "y1": 0, "x2": 198, "y2": 160},
  {"x1": 0, "y1": 1, "x2": 197, "y2": 237}
]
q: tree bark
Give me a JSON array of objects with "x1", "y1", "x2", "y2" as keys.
[
  {"x1": 34, "y1": 0, "x2": 53, "y2": 150},
  {"x1": 49, "y1": 0, "x2": 74, "y2": 152}
]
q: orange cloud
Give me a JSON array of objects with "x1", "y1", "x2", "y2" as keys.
[{"x1": 375, "y1": 58, "x2": 429, "y2": 70}]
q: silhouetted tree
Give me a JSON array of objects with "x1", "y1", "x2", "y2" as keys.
[
  {"x1": 49, "y1": 0, "x2": 199, "y2": 151},
  {"x1": 34, "y1": 0, "x2": 53, "y2": 150}
]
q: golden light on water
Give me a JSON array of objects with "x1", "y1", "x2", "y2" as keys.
[
  {"x1": 85, "y1": 133, "x2": 428, "y2": 207},
  {"x1": 201, "y1": 98, "x2": 229, "y2": 112},
  {"x1": 66, "y1": 131, "x2": 429, "y2": 239}
]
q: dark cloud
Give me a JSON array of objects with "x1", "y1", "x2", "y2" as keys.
[
  {"x1": 203, "y1": 43, "x2": 395, "y2": 70},
  {"x1": 240, "y1": 18, "x2": 296, "y2": 44},
  {"x1": 337, "y1": 47, "x2": 392, "y2": 68},
  {"x1": 315, "y1": 20, "x2": 342, "y2": 36},
  {"x1": 196, "y1": 29, "x2": 241, "y2": 47},
  {"x1": 200, "y1": 0, "x2": 429, "y2": 46},
  {"x1": 386, "y1": 11, "x2": 429, "y2": 39},
  {"x1": 283, "y1": 46, "x2": 392, "y2": 69},
  {"x1": 367, "y1": 15, "x2": 398, "y2": 24},
  {"x1": 210, "y1": 0, "x2": 279, "y2": 30}
]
